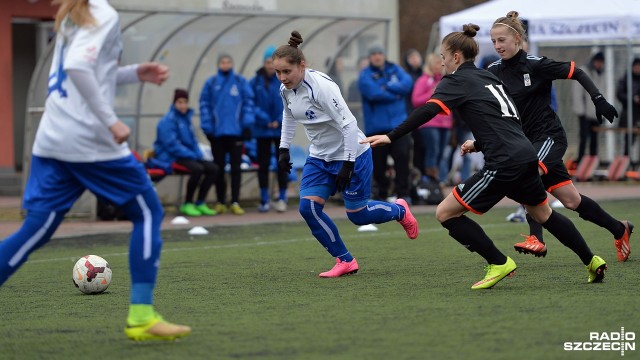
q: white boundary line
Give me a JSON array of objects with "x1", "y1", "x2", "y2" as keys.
[{"x1": 24, "y1": 221, "x2": 527, "y2": 264}]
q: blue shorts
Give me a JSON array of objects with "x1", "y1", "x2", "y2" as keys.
[
  {"x1": 23, "y1": 155, "x2": 153, "y2": 211},
  {"x1": 299, "y1": 148, "x2": 372, "y2": 209}
]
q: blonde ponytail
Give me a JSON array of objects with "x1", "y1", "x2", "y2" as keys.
[{"x1": 53, "y1": 0, "x2": 96, "y2": 31}]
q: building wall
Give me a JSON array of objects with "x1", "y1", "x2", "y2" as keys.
[
  {"x1": 398, "y1": 0, "x2": 487, "y2": 60},
  {"x1": 0, "y1": 0, "x2": 56, "y2": 171}
]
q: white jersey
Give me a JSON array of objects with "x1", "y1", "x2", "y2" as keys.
[
  {"x1": 279, "y1": 69, "x2": 370, "y2": 162},
  {"x1": 33, "y1": 0, "x2": 129, "y2": 162}
]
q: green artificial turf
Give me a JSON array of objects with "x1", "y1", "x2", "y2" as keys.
[{"x1": 0, "y1": 200, "x2": 638, "y2": 360}]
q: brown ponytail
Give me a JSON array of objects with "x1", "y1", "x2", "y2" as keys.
[
  {"x1": 273, "y1": 31, "x2": 306, "y2": 65},
  {"x1": 492, "y1": 10, "x2": 526, "y2": 38},
  {"x1": 442, "y1": 23, "x2": 480, "y2": 61}
]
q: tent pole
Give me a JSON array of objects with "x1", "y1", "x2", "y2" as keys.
[{"x1": 626, "y1": 40, "x2": 633, "y2": 162}]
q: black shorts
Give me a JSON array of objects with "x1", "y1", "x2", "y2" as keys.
[
  {"x1": 533, "y1": 137, "x2": 573, "y2": 192},
  {"x1": 453, "y1": 161, "x2": 548, "y2": 214}
]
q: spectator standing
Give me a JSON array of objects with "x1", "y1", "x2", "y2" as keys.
[
  {"x1": 573, "y1": 52, "x2": 606, "y2": 163},
  {"x1": 403, "y1": 49, "x2": 426, "y2": 179},
  {"x1": 359, "y1": 44, "x2": 413, "y2": 201},
  {"x1": 154, "y1": 89, "x2": 218, "y2": 217},
  {"x1": 616, "y1": 58, "x2": 640, "y2": 158},
  {"x1": 411, "y1": 53, "x2": 453, "y2": 184},
  {"x1": 250, "y1": 46, "x2": 289, "y2": 212},
  {"x1": 199, "y1": 53, "x2": 255, "y2": 215}
]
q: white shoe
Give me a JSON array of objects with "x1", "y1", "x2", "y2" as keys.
[
  {"x1": 551, "y1": 199, "x2": 563, "y2": 208},
  {"x1": 506, "y1": 206, "x2": 526, "y2": 222},
  {"x1": 274, "y1": 200, "x2": 287, "y2": 213}
]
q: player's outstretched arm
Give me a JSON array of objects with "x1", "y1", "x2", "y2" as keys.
[
  {"x1": 137, "y1": 63, "x2": 169, "y2": 85},
  {"x1": 360, "y1": 135, "x2": 391, "y2": 147}
]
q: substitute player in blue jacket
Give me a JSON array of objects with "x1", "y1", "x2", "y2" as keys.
[
  {"x1": 0, "y1": 0, "x2": 190, "y2": 340},
  {"x1": 363, "y1": 24, "x2": 608, "y2": 289},
  {"x1": 358, "y1": 46, "x2": 414, "y2": 201},
  {"x1": 250, "y1": 46, "x2": 289, "y2": 213},
  {"x1": 154, "y1": 89, "x2": 218, "y2": 217},
  {"x1": 274, "y1": 31, "x2": 419, "y2": 278},
  {"x1": 199, "y1": 54, "x2": 255, "y2": 215}
]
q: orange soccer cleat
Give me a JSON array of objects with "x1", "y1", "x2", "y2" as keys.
[
  {"x1": 514, "y1": 234, "x2": 547, "y2": 258},
  {"x1": 614, "y1": 220, "x2": 633, "y2": 262}
]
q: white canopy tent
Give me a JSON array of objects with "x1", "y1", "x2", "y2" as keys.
[
  {"x1": 440, "y1": 0, "x2": 640, "y2": 44},
  {"x1": 440, "y1": 0, "x2": 640, "y2": 162}
]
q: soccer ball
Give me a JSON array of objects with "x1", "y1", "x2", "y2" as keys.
[{"x1": 72, "y1": 255, "x2": 112, "y2": 294}]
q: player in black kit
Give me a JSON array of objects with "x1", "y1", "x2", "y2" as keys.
[
  {"x1": 488, "y1": 11, "x2": 633, "y2": 262},
  {"x1": 362, "y1": 24, "x2": 608, "y2": 289}
]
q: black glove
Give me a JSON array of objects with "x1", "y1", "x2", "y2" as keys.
[
  {"x1": 278, "y1": 148, "x2": 292, "y2": 174},
  {"x1": 335, "y1": 161, "x2": 355, "y2": 192},
  {"x1": 592, "y1": 94, "x2": 618, "y2": 124},
  {"x1": 242, "y1": 128, "x2": 252, "y2": 140}
]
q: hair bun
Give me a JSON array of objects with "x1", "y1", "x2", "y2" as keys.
[
  {"x1": 462, "y1": 23, "x2": 480, "y2": 37},
  {"x1": 288, "y1": 31, "x2": 303, "y2": 48},
  {"x1": 506, "y1": 11, "x2": 519, "y2": 19}
]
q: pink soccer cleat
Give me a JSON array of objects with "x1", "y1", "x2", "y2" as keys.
[
  {"x1": 319, "y1": 258, "x2": 359, "y2": 278},
  {"x1": 396, "y1": 199, "x2": 419, "y2": 239}
]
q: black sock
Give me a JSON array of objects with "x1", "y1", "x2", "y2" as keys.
[
  {"x1": 526, "y1": 213, "x2": 544, "y2": 243},
  {"x1": 575, "y1": 194, "x2": 625, "y2": 239},
  {"x1": 441, "y1": 216, "x2": 507, "y2": 265},
  {"x1": 541, "y1": 210, "x2": 594, "y2": 265}
]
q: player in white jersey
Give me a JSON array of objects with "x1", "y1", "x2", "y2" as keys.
[
  {"x1": 0, "y1": 0, "x2": 190, "y2": 341},
  {"x1": 273, "y1": 31, "x2": 419, "y2": 277}
]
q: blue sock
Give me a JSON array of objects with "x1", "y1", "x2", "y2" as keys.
[
  {"x1": 299, "y1": 198, "x2": 353, "y2": 262},
  {"x1": 119, "y1": 188, "x2": 164, "y2": 301},
  {"x1": 195, "y1": 200, "x2": 204, "y2": 206},
  {"x1": 130, "y1": 282, "x2": 154, "y2": 304},
  {"x1": 260, "y1": 188, "x2": 269, "y2": 205},
  {"x1": 278, "y1": 188, "x2": 287, "y2": 201},
  {"x1": 347, "y1": 200, "x2": 403, "y2": 226}
]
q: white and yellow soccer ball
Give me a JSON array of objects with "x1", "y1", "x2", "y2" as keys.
[{"x1": 72, "y1": 255, "x2": 112, "y2": 294}]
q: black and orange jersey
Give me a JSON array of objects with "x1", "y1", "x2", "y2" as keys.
[
  {"x1": 487, "y1": 49, "x2": 573, "y2": 145},
  {"x1": 388, "y1": 61, "x2": 537, "y2": 168}
]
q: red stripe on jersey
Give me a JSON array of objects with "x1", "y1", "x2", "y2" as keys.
[
  {"x1": 538, "y1": 160, "x2": 548, "y2": 175},
  {"x1": 452, "y1": 187, "x2": 483, "y2": 215},
  {"x1": 427, "y1": 99, "x2": 451, "y2": 115},
  {"x1": 567, "y1": 61, "x2": 575, "y2": 79},
  {"x1": 547, "y1": 179, "x2": 572, "y2": 193}
]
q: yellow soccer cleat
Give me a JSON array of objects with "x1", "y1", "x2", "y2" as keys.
[
  {"x1": 586, "y1": 255, "x2": 607, "y2": 283},
  {"x1": 125, "y1": 313, "x2": 191, "y2": 342},
  {"x1": 229, "y1": 202, "x2": 245, "y2": 215},
  {"x1": 471, "y1": 257, "x2": 517, "y2": 290}
]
